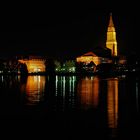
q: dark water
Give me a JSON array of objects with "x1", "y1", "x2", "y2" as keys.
[{"x1": 0, "y1": 74, "x2": 140, "y2": 139}]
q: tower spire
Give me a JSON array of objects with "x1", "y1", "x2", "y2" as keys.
[
  {"x1": 106, "y1": 13, "x2": 118, "y2": 56},
  {"x1": 108, "y1": 12, "x2": 114, "y2": 27}
]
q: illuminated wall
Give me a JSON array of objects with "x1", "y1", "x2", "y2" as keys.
[
  {"x1": 76, "y1": 56, "x2": 101, "y2": 65},
  {"x1": 18, "y1": 59, "x2": 46, "y2": 73},
  {"x1": 76, "y1": 51, "x2": 112, "y2": 66},
  {"x1": 106, "y1": 13, "x2": 118, "y2": 56}
]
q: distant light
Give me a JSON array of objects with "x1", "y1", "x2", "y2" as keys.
[{"x1": 132, "y1": 69, "x2": 136, "y2": 72}]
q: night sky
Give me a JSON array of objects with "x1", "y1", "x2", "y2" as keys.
[{"x1": 0, "y1": 1, "x2": 139, "y2": 60}]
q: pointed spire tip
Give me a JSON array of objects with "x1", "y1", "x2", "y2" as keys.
[{"x1": 108, "y1": 12, "x2": 114, "y2": 27}]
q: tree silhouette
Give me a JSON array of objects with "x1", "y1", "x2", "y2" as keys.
[
  {"x1": 19, "y1": 63, "x2": 28, "y2": 75},
  {"x1": 45, "y1": 58, "x2": 55, "y2": 75}
]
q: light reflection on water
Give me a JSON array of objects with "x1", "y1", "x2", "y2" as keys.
[
  {"x1": 54, "y1": 76, "x2": 76, "y2": 111},
  {"x1": 20, "y1": 76, "x2": 45, "y2": 105},
  {"x1": 0, "y1": 74, "x2": 139, "y2": 136},
  {"x1": 107, "y1": 78, "x2": 118, "y2": 128},
  {"x1": 77, "y1": 76, "x2": 99, "y2": 109}
]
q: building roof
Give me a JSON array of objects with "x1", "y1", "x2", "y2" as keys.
[
  {"x1": 82, "y1": 51, "x2": 97, "y2": 57},
  {"x1": 77, "y1": 47, "x2": 111, "y2": 58}
]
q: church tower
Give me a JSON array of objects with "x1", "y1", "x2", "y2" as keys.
[{"x1": 106, "y1": 13, "x2": 118, "y2": 56}]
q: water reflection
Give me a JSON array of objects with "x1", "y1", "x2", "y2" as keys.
[
  {"x1": 107, "y1": 78, "x2": 118, "y2": 128},
  {"x1": 0, "y1": 75, "x2": 20, "y2": 87},
  {"x1": 55, "y1": 76, "x2": 76, "y2": 111},
  {"x1": 0, "y1": 74, "x2": 140, "y2": 138},
  {"x1": 20, "y1": 76, "x2": 45, "y2": 105},
  {"x1": 77, "y1": 76, "x2": 99, "y2": 110}
]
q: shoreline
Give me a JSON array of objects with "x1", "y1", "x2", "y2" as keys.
[{"x1": 0, "y1": 71, "x2": 139, "y2": 77}]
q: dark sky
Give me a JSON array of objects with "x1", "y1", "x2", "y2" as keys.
[{"x1": 0, "y1": 1, "x2": 139, "y2": 60}]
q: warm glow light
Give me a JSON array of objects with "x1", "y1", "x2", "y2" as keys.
[
  {"x1": 106, "y1": 14, "x2": 118, "y2": 56},
  {"x1": 18, "y1": 59, "x2": 46, "y2": 73},
  {"x1": 76, "y1": 56, "x2": 100, "y2": 65},
  {"x1": 21, "y1": 76, "x2": 46, "y2": 105},
  {"x1": 77, "y1": 76, "x2": 99, "y2": 109},
  {"x1": 107, "y1": 78, "x2": 118, "y2": 128}
]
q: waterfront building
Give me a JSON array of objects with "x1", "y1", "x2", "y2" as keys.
[{"x1": 18, "y1": 56, "x2": 46, "y2": 73}]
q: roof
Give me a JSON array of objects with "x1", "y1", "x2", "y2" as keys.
[{"x1": 82, "y1": 51, "x2": 97, "y2": 57}]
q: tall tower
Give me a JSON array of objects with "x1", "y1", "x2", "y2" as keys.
[{"x1": 106, "y1": 13, "x2": 118, "y2": 56}]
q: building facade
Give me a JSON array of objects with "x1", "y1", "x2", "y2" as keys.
[
  {"x1": 18, "y1": 56, "x2": 46, "y2": 73},
  {"x1": 76, "y1": 52, "x2": 111, "y2": 66}
]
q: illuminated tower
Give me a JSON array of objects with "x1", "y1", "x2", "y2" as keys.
[{"x1": 106, "y1": 13, "x2": 118, "y2": 56}]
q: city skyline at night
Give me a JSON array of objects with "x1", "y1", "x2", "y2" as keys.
[
  {"x1": 0, "y1": 3, "x2": 138, "y2": 60},
  {"x1": 0, "y1": 2, "x2": 140, "y2": 139}
]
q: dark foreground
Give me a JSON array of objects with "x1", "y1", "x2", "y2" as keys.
[{"x1": 1, "y1": 111, "x2": 140, "y2": 140}]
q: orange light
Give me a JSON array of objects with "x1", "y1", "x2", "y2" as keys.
[
  {"x1": 76, "y1": 56, "x2": 100, "y2": 65},
  {"x1": 106, "y1": 14, "x2": 118, "y2": 56},
  {"x1": 107, "y1": 78, "x2": 118, "y2": 128},
  {"x1": 18, "y1": 59, "x2": 45, "y2": 73},
  {"x1": 77, "y1": 76, "x2": 99, "y2": 109}
]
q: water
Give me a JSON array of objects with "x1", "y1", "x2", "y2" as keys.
[{"x1": 0, "y1": 74, "x2": 139, "y2": 139}]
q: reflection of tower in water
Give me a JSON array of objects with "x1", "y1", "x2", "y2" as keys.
[
  {"x1": 77, "y1": 76, "x2": 99, "y2": 110},
  {"x1": 107, "y1": 78, "x2": 118, "y2": 128}
]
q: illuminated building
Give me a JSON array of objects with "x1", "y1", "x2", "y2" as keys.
[
  {"x1": 76, "y1": 13, "x2": 119, "y2": 65},
  {"x1": 106, "y1": 13, "x2": 118, "y2": 56},
  {"x1": 76, "y1": 52, "x2": 100, "y2": 65},
  {"x1": 18, "y1": 56, "x2": 46, "y2": 73},
  {"x1": 76, "y1": 51, "x2": 111, "y2": 66}
]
